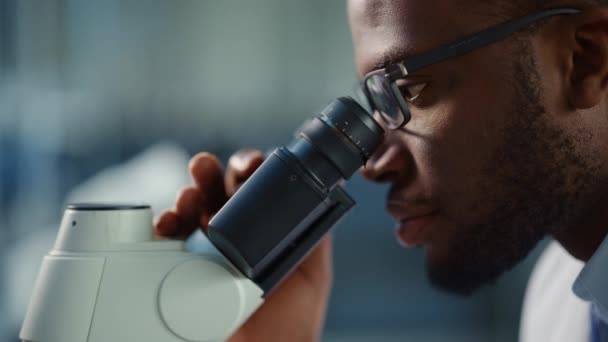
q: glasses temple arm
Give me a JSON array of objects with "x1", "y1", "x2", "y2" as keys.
[{"x1": 403, "y1": 8, "x2": 580, "y2": 73}]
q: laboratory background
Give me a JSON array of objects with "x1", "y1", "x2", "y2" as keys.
[{"x1": 0, "y1": 1, "x2": 547, "y2": 341}]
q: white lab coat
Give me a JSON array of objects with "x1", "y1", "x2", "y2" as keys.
[{"x1": 519, "y1": 241, "x2": 591, "y2": 342}]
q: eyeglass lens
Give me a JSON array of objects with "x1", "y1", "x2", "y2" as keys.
[{"x1": 365, "y1": 74, "x2": 406, "y2": 127}]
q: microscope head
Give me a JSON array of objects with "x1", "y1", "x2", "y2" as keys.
[{"x1": 20, "y1": 204, "x2": 263, "y2": 342}]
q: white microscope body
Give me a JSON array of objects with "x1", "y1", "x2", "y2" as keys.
[{"x1": 19, "y1": 204, "x2": 264, "y2": 342}]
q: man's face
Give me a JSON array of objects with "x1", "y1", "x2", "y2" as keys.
[{"x1": 349, "y1": 0, "x2": 604, "y2": 294}]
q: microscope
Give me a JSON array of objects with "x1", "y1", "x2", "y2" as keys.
[{"x1": 20, "y1": 97, "x2": 384, "y2": 342}]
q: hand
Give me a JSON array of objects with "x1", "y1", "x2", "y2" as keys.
[{"x1": 155, "y1": 150, "x2": 333, "y2": 342}]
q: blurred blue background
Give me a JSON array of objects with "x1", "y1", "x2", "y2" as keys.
[{"x1": 0, "y1": 1, "x2": 547, "y2": 341}]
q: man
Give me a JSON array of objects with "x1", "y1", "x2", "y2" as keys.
[{"x1": 155, "y1": 0, "x2": 608, "y2": 341}]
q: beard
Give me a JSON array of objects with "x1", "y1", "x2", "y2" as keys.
[{"x1": 427, "y1": 38, "x2": 604, "y2": 295}]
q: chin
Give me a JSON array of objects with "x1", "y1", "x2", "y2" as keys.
[{"x1": 424, "y1": 245, "x2": 500, "y2": 296}]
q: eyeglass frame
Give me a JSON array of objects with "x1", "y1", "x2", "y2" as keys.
[{"x1": 359, "y1": 7, "x2": 581, "y2": 130}]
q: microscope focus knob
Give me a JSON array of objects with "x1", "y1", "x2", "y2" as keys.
[{"x1": 159, "y1": 258, "x2": 263, "y2": 342}]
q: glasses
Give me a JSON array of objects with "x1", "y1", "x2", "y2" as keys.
[{"x1": 358, "y1": 7, "x2": 580, "y2": 130}]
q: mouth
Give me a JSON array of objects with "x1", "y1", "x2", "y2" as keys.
[
  {"x1": 386, "y1": 201, "x2": 438, "y2": 248},
  {"x1": 395, "y1": 212, "x2": 438, "y2": 247}
]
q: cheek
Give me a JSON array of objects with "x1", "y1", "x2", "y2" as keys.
[{"x1": 407, "y1": 72, "x2": 515, "y2": 223}]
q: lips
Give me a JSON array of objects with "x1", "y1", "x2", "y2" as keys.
[
  {"x1": 386, "y1": 200, "x2": 437, "y2": 248},
  {"x1": 395, "y1": 213, "x2": 437, "y2": 247}
]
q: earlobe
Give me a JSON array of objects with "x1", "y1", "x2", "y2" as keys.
[{"x1": 567, "y1": 9, "x2": 608, "y2": 109}]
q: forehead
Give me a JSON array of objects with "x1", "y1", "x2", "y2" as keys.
[{"x1": 348, "y1": 0, "x2": 497, "y2": 77}]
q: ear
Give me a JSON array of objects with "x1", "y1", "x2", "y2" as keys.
[{"x1": 566, "y1": 8, "x2": 608, "y2": 109}]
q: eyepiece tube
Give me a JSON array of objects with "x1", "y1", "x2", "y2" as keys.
[{"x1": 208, "y1": 97, "x2": 384, "y2": 294}]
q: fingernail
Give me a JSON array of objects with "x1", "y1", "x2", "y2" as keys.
[
  {"x1": 190, "y1": 152, "x2": 219, "y2": 173},
  {"x1": 230, "y1": 154, "x2": 251, "y2": 171},
  {"x1": 197, "y1": 155, "x2": 214, "y2": 170}
]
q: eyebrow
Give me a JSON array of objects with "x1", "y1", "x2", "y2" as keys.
[{"x1": 370, "y1": 50, "x2": 410, "y2": 71}]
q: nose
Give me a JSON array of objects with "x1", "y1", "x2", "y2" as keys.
[
  {"x1": 361, "y1": 142, "x2": 406, "y2": 183},
  {"x1": 360, "y1": 112, "x2": 412, "y2": 184}
]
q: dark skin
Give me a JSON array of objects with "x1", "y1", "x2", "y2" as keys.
[
  {"x1": 352, "y1": 0, "x2": 608, "y2": 293},
  {"x1": 156, "y1": 0, "x2": 608, "y2": 340},
  {"x1": 353, "y1": 0, "x2": 608, "y2": 251}
]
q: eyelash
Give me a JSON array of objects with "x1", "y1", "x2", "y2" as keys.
[{"x1": 398, "y1": 82, "x2": 428, "y2": 107}]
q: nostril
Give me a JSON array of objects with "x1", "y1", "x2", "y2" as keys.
[
  {"x1": 360, "y1": 143, "x2": 406, "y2": 184},
  {"x1": 375, "y1": 171, "x2": 399, "y2": 183},
  {"x1": 359, "y1": 164, "x2": 377, "y2": 181},
  {"x1": 366, "y1": 170, "x2": 398, "y2": 184},
  {"x1": 360, "y1": 164, "x2": 395, "y2": 184}
]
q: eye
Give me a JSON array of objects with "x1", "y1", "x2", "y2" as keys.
[
  {"x1": 395, "y1": 79, "x2": 428, "y2": 103},
  {"x1": 404, "y1": 83, "x2": 427, "y2": 101}
]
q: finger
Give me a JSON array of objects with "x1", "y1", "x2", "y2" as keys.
[
  {"x1": 174, "y1": 186, "x2": 204, "y2": 236},
  {"x1": 154, "y1": 210, "x2": 183, "y2": 237},
  {"x1": 189, "y1": 152, "x2": 228, "y2": 215},
  {"x1": 225, "y1": 149, "x2": 265, "y2": 197}
]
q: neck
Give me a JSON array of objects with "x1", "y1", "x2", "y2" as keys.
[
  {"x1": 554, "y1": 202, "x2": 608, "y2": 261},
  {"x1": 555, "y1": 225, "x2": 608, "y2": 261}
]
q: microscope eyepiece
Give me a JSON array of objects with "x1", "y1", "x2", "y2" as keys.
[{"x1": 290, "y1": 97, "x2": 383, "y2": 187}]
